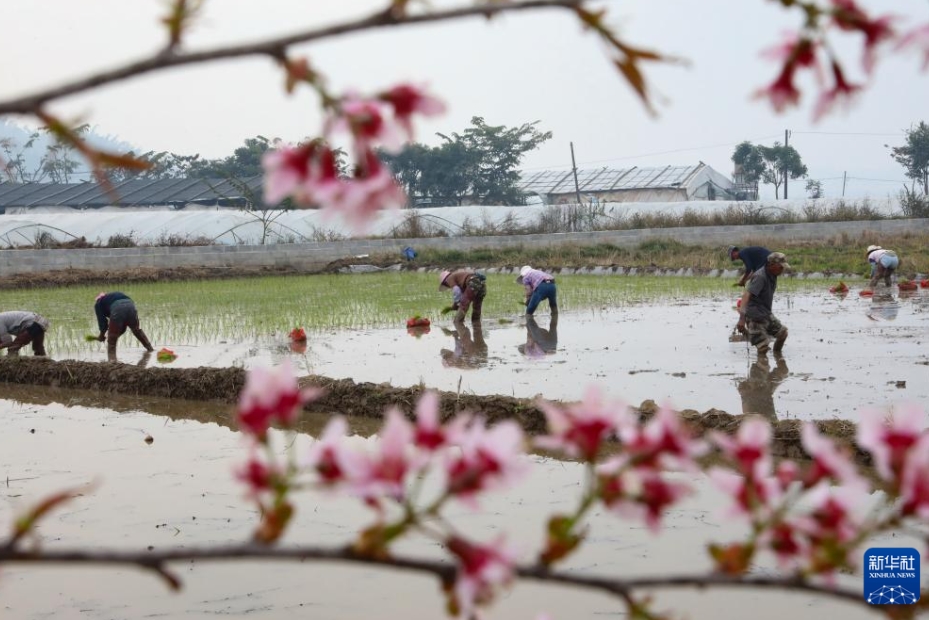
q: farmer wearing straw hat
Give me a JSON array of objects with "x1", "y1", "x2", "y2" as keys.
[
  {"x1": 94, "y1": 292, "x2": 155, "y2": 361},
  {"x1": 864, "y1": 244, "x2": 899, "y2": 290},
  {"x1": 0, "y1": 311, "x2": 49, "y2": 356},
  {"x1": 736, "y1": 252, "x2": 790, "y2": 356},
  {"x1": 439, "y1": 269, "x2": 486, "y2": 323},
  {"x1": 728, "y1": 245, "x2": 771, "y2": 287},
  {"x1": 516, "y1": 265, "x2": 558, "y2": 316}
]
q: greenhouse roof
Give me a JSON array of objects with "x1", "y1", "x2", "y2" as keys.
[
  {"x1": 517, "y1": 164, "x2": 711, "y2": 195},
  {"x1": 0, "y1": 176, "x2": 264, "y2": 208}
]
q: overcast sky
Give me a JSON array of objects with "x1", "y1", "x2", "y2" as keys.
[{"x1": 2, "y1": 0, "x2": 927, "y2": 200}]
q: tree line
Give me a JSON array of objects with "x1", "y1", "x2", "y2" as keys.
[{"x1": 1, "y1": 117, "x2": 551, "y2": 208}]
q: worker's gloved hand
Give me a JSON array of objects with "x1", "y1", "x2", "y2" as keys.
[
  {"x1": 737, "y1": 323, "x2": 747, "y2": 335},
  {"x1": 97, "y1": 334, "x2": 106, "y2": 342}
]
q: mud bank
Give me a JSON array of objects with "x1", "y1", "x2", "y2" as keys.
[
  {"x1": 0, "y1": 357, "x2": 866, "y2": 465},
  {"x1": 0, "y1": 265, "x2": 308, "y2": 290}
]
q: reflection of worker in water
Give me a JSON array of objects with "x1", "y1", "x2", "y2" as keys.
[
  {"x1": 867, "y1": 291, "x2": 900, "y2": 321},
  {"x1": 737, "y1": 354, "x2": 789, "y2": 420},
  {"x1": 518, "y1": 315, "x2": 558, "y2": 358},
  {"x1": 440, "y1": 321, "x2": 488, "y2": 368}
]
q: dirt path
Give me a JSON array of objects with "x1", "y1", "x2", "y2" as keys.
[{"x1": 0, "y1": 357, "x2": 866, "y2": 465}]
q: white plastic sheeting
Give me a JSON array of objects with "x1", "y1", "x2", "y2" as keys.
[{"x1": 0, "y1": 197, "x2": 901, "y2": 247}]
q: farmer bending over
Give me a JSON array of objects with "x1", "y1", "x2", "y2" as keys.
[
  {"x1": 517, "y1": 265, "x2": 558, "y2": 316},
  {"x1": 729, "y1": 245, "x2": 771, "y2": 287},
  {"x1": 865, "y1": 244, "x2": 899, "y2": 290},
  {"x1": 94, "y1": 292, "x2": 155, "y2": 360},
  {"x1": 737, "y1": 252, "x2": 790, "y2": 357},
  {"x1": 0, "y1": 311, "x2": 49, "y2": 356},
  {"x1": 439, "y1": 269, "x2": 486, "y2": 323}
]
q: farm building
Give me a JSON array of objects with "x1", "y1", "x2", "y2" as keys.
[
  {"x1": 0, "y1": 176, "x2": 264, "y2": 213},
  {"x1": 517, "y1": 163, "x2": 736, "y2": 204}
]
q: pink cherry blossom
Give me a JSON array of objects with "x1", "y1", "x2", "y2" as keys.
[
  {"x1": 413, "y1": 390, "x2": 447, "y2": 451},
  {"x1": 235, "y1": 453, "x2": 282, "y2": 497},
  {"x1": 237, "y1": 360, "x2": 321, "y2": 439},
  {"x1": 830, "y1": 0, "x2": 895, "y2": 73},
  {"x1": 379, "y1": 83, "x2": 446, "y2": 139},
  {"x1": 341, "y1": 409, "x2": 419, "y2": 501},
  {"x1": 261, "y1": 143, "x2": 315, "y2": 205},
  {"x1": 333, "y1": 95, "x2": 404, "y2": 153},
  {"x1": 797, "y1": 486, "x2": 868, "y2": 570},
  {"x1": 337, "y1": 152, "x2": 407, "y2": 229},
  {"x1": 800, "y1": 422, "x2": 867, "y2": 491},
  {"x1": 596, "y1": 461, "x2": 692, "y2": 532},
  {"x1": 812, "y1": 61, "x2": 863, "y2": 121},
  {"x1": 621, "y1": 403, "x2": 706, "y2": 470},
  {"x1": 446, "y1": 535, "x2": 517, "y2": 617},
  {"x1": 896, "y1": 23, "x2": 929, "y2": 70},
  {"x1": 900, "y1": 434, "x2": 929, "y2": 519},
  {"x1": 708, "y1": 467, "x2": 784, "y2": 519},
  {"x1": 754, "y1": 36, "x2": 819, "y2": 113},
  {"x1": 305, "y1": 417, "x2": 355, "y2": 485},
  {"x1": 856, "y1": 405, "x2": 926, "y2": 481},
  {"x1": 759, "y1": 517, "x2": 810, "y2": 569},
  {"x1": 535, "y1": 385, "x2": 630, "y2": 461},
  {"x1": 446, "y1": 418, "x2": 526, "y2": 503},
  {"x1": 711, "y1": 418, "x2": 772, "y2": 479}
]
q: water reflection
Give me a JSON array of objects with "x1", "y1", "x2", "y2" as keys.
[
  {"x1": 518, "y1": 315, "x2": 559, "y2": 358},
  {"x1": 736, "y1": 354, "x2": 789, "y2": 420},
  {"x1": 440, "y1": 321, "x2": 488, "y2": 368},
  {"x1": 867, "y1": 291, "x2": 901, "y2": 321}
]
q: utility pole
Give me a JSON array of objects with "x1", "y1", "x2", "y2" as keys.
[
  {"x1": 842, "y1": 171, "x2": 847, "y2": 197},
  {"x1": 570, "y1": 142, "x2": 582, "y2": 205},
  {"x1": 784, "y1": 129, "x2": 790, "y2": 200}
]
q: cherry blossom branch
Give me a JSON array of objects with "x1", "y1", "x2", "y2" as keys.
[
  {"x1": 0, "y1": 0, "x2": 589, "y2": 116},
  {"x1": 0, "y1": 543, "x2": 869, "y2": 608}
]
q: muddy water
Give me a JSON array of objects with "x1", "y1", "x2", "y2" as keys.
[
  {"x1": 70, "y1": 288, "x2": 929, "y2": 423},
  {"x1": 0, "y1": 396, "x2": 900, "y2": 620}
]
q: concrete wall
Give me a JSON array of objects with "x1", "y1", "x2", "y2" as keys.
[{"x1": 0, "y1": 218, "x2": 925, "y2": 276}]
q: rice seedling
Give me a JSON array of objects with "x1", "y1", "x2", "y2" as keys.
[{"x1": 0, "y1": 272, "x2": 826, "y2": 353}]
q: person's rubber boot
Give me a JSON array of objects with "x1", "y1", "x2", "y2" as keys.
[
  {"x1": 773, "y1": 328, "x2": 788, "y2": 353},
  {"x1": 135, "y1": 329, "x2": 155, "y2": 352},
  {"x1": 107, "y1": 337, "x2": 118, "y2": 362}
]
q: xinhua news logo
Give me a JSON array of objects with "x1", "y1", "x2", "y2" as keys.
[{"x1": 863, "y1": 547, "x2": 920, "y2": 605}]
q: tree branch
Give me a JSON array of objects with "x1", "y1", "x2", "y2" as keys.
[
  {"x1": 0, "y1": 0, "x2": 587, "y2": 116},
  {"x1": 0, "y1": 543, "x2": 870, "y2": 609}
]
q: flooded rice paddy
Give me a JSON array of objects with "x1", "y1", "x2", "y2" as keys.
[
  {"x1": 0, "y1": 389, "x2": 907, "y2": 620},
  {"x1": 1, "y1": 272, "x2": 927, "y2": 618},
  {"x1": 1, "y1": 272, "x2": 926, "y2": 422}
]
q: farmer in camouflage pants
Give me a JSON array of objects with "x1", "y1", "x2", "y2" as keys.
[
  {"x1": 439, "y1": 269, "x2": 487, "y2": 323},
  {"x1": 736, "y1": 252, "x2": 790, "y2": 357}
]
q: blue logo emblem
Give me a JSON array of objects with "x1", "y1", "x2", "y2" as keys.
[{"x1": 863, "y1": 547, "x2": 920, "y2": 605}]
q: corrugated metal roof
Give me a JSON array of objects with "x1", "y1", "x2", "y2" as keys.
[
  {"x1": 0, "y1": 176, "x2": 265, "y2": 208},
  {"x1": 518, "y1": 164, "x2": 707, "y2": 195}
]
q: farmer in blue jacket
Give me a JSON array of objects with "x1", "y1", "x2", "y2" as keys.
[
  {"x1": 94, "y1": 292, "x2": 155, "y2": 360},
  {"x1": 729, "y1": 245, "x2": 771, "y2": 287}
]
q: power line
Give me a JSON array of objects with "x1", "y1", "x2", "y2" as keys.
[
  {"x1": 792, "y1": 131, "x2": 905, "y2": 137},
  {"x1": 520, "y1": 134, "x2": 782, "y2": 172}
]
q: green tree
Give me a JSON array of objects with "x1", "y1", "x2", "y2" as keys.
[
  {"x1": 890, "y1": 121, "x2": 929, "y2": 195},
  {"x1": 378, "y1": 143, "x2": 431, "y2": 204},
  {"x1": 759, "y1": 142, "x2": 807, "y2": 199},
  {"x1": 455, "y1": 117, "x2": 552, "y2": 205},
  {"x1": 420, "y1": 139, "x2": 480, "y2": 206},
  {"x1": 805, "y1": 178, "x2": 823, "y2": 199},
  {"x1": 731, "y1": 141, "x2": 765, "y2": 185},
  {"x1": 732, "y1": 141, "x2": 807, "y2": 199}
]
